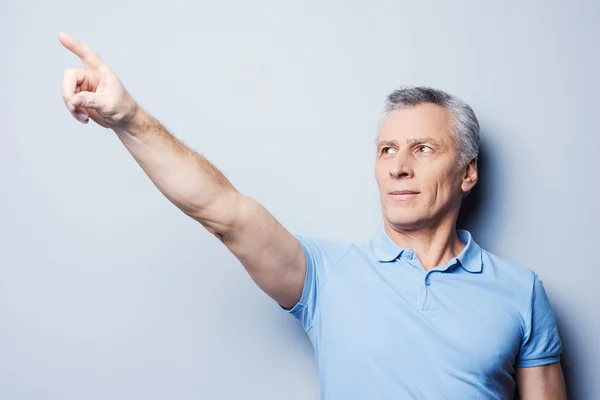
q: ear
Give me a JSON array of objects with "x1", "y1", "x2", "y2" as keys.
[{"x1": 461, "y1": 158, "x2": 478, "y2": 194}]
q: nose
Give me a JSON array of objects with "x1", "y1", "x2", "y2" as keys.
[{"x1": 389, "y1": 153, "x2": 414, "y2": 179}]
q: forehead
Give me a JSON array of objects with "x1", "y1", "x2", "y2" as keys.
[{"x1": 377, "y1": 103, "x2": 453, "y2": 143}]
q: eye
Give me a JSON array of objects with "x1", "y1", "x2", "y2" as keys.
[
  {"x1": 417, "y1": 145, "x2": 433, "y2": 153},
  {"x1": 381, "y1": 147, "x2": 397, "y2": 155}
]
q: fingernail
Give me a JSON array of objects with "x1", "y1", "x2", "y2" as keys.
[{"x1": 76, "y1": 112, "x2": 88, "y2": 123}]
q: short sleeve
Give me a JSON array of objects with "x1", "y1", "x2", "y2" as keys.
[
  {"x1": 516, "y1": 273, "x2": 563, "y2": 368},
  {"x1": 280, "y1": 234, "x2": 351, "y2": 331}
]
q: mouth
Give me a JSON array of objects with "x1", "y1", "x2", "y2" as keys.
[
  {"x1": 390, "y1": 190, "x2": 419, "y2": 195},
  {"x1": 389, "y1": 190, "x2": 419, "y2": 201}
]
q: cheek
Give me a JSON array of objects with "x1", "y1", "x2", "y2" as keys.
[
  {"x1": 435, "y1": 171, "x2": 462, "y2": 198},
  {"x1": 374, "y1": 164, "x2": 388, "y2": 187},
  {"x1": 422, "y1": 170, "x2": 458, "y2": 201}
]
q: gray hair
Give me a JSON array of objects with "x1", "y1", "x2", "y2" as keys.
[{"x1": 380, "y1": 86, "x2": 480, "y2": 169}]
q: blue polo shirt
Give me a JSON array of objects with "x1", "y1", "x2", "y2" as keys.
[{"x1": 284, "y1": 229, "x2": 562, "y2": 399}]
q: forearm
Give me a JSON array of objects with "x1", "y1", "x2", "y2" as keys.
[{"x1": 112, "y1": 106, "x2": 238, "y2": 231}]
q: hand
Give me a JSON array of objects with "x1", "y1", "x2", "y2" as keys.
[{"x1": 58, "y1": 32, "x2": 138, "y2": 129}]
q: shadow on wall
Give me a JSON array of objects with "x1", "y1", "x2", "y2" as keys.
[
  {"x1": 550, "y1": 307, "x2": 578, "y2": 399},
  {"x1": 456, "y1": 130, "x2": 509, "y2": 247},
  {"x1": 456, "y1": 136, "x2": 575, "y2": 398},
  {"x1": 456, "y1": 136, "x2": 488, "y2": 231}
]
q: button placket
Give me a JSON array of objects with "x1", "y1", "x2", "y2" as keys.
[
  {"x1": 421, "y1": 271, "x2": 439, "y2": 311},
  {"x1": 424, "y1": 270, "x2": 434, "y2": 286}
]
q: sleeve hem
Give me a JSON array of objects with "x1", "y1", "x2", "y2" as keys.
[
  {"x1": 278, "y1": 235, "x2": 315, "y2": 329},
  {"x1": 516, "y1": 355, "x2": 560, "y2": 368},
  {"x1": 279, "y1": 300, "x2": 305, "y2": 314}
]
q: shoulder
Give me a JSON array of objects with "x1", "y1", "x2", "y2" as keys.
[
  {"x1": 484, "y1": 248, "x2": 536, "y2": 276},
  {"x1": 483, "y1": 248, "x2": 537, "y2": 282},
  {"x1": 294, "y1": 234, "x2": 354, "y2": 269},
  {"x1": 480, "y1": 248, "x2": 543, "y2": 305}
]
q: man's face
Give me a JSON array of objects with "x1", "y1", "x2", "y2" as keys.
[{"x1": 374, "y1": 103, "x2": 477, "y2": 230}]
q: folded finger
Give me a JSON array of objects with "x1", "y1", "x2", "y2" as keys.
[{"x1": 62, "y1": 68, "x2": 86, "y2": 111}]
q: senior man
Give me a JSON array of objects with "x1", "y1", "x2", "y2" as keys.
[{"x1": 58, "y1": 32, "x2": 566, "y2": 399}]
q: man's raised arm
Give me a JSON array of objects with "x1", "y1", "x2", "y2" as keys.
[{"x1": 58, "y1": 32, "x2": 306, "y2": 309}]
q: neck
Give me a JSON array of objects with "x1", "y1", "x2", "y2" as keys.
[{"x1": 384, "y1": 218, "x2": 466, "y2": 272}]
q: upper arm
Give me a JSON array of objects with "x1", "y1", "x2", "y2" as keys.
[
  {"x1": 515, "y1": 362, "x2": 566, "y2": 400},
  {"x1": 514, "y1": 273, "x2": 566, "y2": 399},
  {"x1": 200, "y1": 192, "x2": 307, "y2": 309},
  {"x1": 516, "y1": 273, "x2": 562, "y2": 367}
]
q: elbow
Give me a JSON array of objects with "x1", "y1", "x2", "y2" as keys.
[{"x1": 187, "y1": 189, "x2": 250, "y2": 238}]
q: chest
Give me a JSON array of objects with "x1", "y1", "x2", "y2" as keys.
[{"x1": 312, "y1": 259, "x2": 523, "y2": 377}]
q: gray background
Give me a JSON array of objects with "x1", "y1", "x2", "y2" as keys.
[{"x1": 1, "y1": 0, "x2": 598, "y2": 398}]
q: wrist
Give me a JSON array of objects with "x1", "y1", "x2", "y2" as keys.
[{"x1": 113, "y1": 102, "x2": 149, "y2": 136}]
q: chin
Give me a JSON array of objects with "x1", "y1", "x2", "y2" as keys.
[{"x1": 384, "y1": 211, "x2": 428, "y2": 230}]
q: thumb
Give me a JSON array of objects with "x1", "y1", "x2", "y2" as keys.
[{"x1": 70, "y1": 92, "x2": 102, "y2": 109}]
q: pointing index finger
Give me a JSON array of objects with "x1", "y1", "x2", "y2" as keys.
[{"x1": 58, "y1": 32, "x2": 104, "y2": 69}]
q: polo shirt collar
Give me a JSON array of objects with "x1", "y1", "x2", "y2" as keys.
[
  {"x1": 371, "y1": 229, "x2": 406, "y2": 262},
  {"x1": 371, "y1": 228, "x2": 483, "y2": 273},
  {"x1": 454, "y1": 230, "x2": 483, "y2": 273}
]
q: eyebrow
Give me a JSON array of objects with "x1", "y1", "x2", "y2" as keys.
[
  {"x1": 407, "y1": 137, "x2": 443, "y2": 147},
  {"x1": 376, "y1": 139, "x2": 399, "y2": 148}
]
